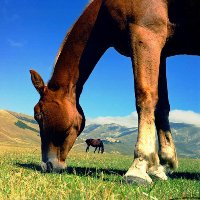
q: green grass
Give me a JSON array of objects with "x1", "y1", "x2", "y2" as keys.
[{"x1": 0, "y1": 146, "x2": 199, "y2": 200}]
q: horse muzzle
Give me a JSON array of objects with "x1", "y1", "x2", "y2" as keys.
[{"x1": 41, "y1": 159, "x2": 67, "y2": 172}]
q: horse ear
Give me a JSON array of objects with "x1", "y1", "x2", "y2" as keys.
[{"x1": 30, "y1": 70, "x2": 45, "y2": 96}]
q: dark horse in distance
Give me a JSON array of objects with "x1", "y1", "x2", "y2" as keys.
[
  {"x1": 30, "y1": 0, "x2": 200, "y2": 184},
  {"x1": 85, "y1": 138, "x2": 104, "y2": 153}
]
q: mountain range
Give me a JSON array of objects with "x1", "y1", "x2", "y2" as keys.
[{"x1": 0, "y1": 110, "x2": 199, "y2": 158}]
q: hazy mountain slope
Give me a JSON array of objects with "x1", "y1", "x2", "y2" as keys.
[{"x1": 0, "y1": 110, "x2": 40, "y2": 147}]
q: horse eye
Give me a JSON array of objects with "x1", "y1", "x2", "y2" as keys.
[{"x1": 34, "y1": 113, "x2": 43, "y2": 122}]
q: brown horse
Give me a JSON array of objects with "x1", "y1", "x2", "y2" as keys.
[
  {"x1": 30, "y1": 0, "x2": 199, "y2": 183},
  {"x1": 85, "y1": 138, "x2": 104, "y2": 153}
]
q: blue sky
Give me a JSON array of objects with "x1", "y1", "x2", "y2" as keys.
[{"x1": 0, "y1": 0, "x2": 200, "y2": 119}]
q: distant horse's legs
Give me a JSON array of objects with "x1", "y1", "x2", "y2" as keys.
[
  {"x1": 124, "y1": 21, "x2": 168, "y2": 184},
  {"x1": 155, "y1": 58, "x2": 178, "y2": 170},
  {"x1": 98, "y1": 147, "x2": 101, "y2": 153},
  {"x1": 101, "y1": 143, "x2": 104, "y2": 153},
  {"x1": 86, "y1": 145, "x2": 90, "y2": 152},
  {"x1": 94, "y1": 147, "x2": 98, "y2": 153}
]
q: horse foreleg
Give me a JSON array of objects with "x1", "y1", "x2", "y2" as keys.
[
  {"x1": 101, "y1": 143, "x2": 104, "y2": 153},
  {"x1": 155, "y1": 57, "x2": 178, "y2": 170},
  {"x1": 86, "y1": 145, "x2": 90, "y2": 152},
  {"x1": 124, "y1": 21, "x2": 168, "y2": 184},
  {"x1": 94, "y1": 147, "x2": 97, "y2": 153}
]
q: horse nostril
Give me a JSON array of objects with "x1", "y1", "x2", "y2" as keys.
[{"x1": 46, "y1": 161, "x2": 53, "y2": 173}]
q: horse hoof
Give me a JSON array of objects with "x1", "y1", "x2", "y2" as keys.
[
  {"x1": 148, "y1": 165, "x2": 168, "y2": 180},
  {"x1": 124, "y1": 168, "x2": 152, "y2": 184},
  {"x1": 124, "y1": 158, "x2": 152, "y2": 184},
  {"x1": 124, "y1": 174, "x2": 152, "y2": 185}
]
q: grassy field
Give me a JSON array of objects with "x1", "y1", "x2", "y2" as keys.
[{"x1": 0, "y1": 146, "x2": 199, "y2": 200}]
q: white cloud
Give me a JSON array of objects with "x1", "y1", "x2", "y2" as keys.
[
  {"x1": 169, "y1": 110, "x2": 200, "y2": 127},
  {"x1": 86, "y1": 112, "x2": 137, "y2": 127},
  {"x1": 8, "y1": 39, "x2": 24, "y2": 47},
  {"x1": 86, "y1": 112, "x2": 138, "y2": 128},
  {"x1": 86, "y1": 110, "x2": 200, "y2": 128}
]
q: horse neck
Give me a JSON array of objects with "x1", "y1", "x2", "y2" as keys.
[{"x1": 48, "y1": 0, "x2": 111, "y2": 103}]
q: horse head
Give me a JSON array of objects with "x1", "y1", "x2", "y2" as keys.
[
  {"x1": 30, "y1": 70, "x2": 84, "y2": 172},
  {"x1": 85, "y1": 138, "x2": 93, "y2": 145}
]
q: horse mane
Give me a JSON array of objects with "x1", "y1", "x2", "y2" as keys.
[
  {"x1": 53, "y1": 0, "x2": 96, "y2": 70},
  {"x1": 48, "y1": 0, "x2": 105, "y2": 92}
]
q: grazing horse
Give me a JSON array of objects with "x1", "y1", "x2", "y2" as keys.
[
  {"x1": 85, "y1": 138, "x2": 104, "y2": 153},
  {"x1": 30, "y1": 0, "x2": 199, "y2": 183}
]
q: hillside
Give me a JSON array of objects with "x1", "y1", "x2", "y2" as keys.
[
  {"x1": 0, "y1": 110, "x2": 40, "y2": 147},
  {"x1": 0, "y1": 110, "x2": 199, "y2": 158}
]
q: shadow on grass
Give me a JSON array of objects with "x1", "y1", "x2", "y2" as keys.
[
  {"x1": 67, "y1": 166, "x2": 126, "y2": 177},
  {"x1": 168, "y1": 172, "x2": 200, "y2": 181},
  {"x1": 16, "y1": 162, "x2": 125, "y2": 176},
  {"x1": 16, "y1": 163, "x2": 200, "y2": 181},
  {"x1": 16, "y1": 163, "x2": 41, "y2": 171}
]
